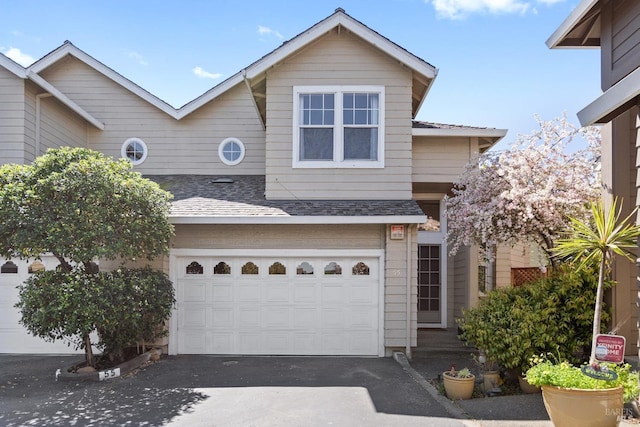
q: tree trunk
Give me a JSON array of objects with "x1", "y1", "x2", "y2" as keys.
[
  {"x1": 590, "y1": 254, "x2": 607, "y2": 364},
  {"x1": 84, "y1": 333, "x2": 94, "y2": 367}
]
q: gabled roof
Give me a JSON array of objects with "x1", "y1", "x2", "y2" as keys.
[
  {"x1": 20, "y1": 8, "x2": 437, "y2": 121},
  {"x1": 149, "y1": 175, "x2": 426, "y2": 224},
  {"x1": 546, "y1": 0, "x2": 600, "y2": 48},
  {"x1": 0, "y1": 50, "x2": 104, "y2": 129}
]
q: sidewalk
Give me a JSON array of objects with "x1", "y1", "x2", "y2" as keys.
[{"x1": 406, "y1": 328, "x2": 639, "y2": 427}]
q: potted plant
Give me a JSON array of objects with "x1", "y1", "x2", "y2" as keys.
[
  {"x1": 526, "y1": 358, "x2": 638, "y2": 427},
  {"x1": 526, "y1": 198, "x2": 640, "y2": 427},
  {"x1": 442, "y1": 366, "x2": 476, "y2": 400},
  {"x1": 473, "y1": 352, "x2": 502, "y2": 394}
]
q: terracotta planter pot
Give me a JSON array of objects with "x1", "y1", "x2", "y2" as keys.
[
  {"x1": 541, "y1": 385, "x2": 624, "y2": 427},
  {"x1": 518, "y1": 376, "x2": 541, "y2": 394},
  {"x1": 443, "y1": 372, "x2": 476, "y2": 400}
]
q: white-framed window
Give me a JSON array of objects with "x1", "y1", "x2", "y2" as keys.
[
  {"x1": 218, "y1": 137, "x2": 245, "y2": 166},
  {"x1": 292, "y1": 85, "x2": 385, "y2": 168},
  {"x1": 121, "y1": 137, "x2": 148, "y2": 165}
]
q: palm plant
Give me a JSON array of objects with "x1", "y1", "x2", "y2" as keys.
[{"x1": 553, "y1": 198, "x2": 640, "y2": 364}]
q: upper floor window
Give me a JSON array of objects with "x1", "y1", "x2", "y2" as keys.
[{"x1": 293, "y1": 86, "x2": 384, "y2": 168}]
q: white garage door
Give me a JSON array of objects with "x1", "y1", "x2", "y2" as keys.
[
  {"x1": 172, "y1": 250, "x2": 383, "y2": 356},
  {"x1": 0, "y1": 257, "x2": 81, "y2": 354}
]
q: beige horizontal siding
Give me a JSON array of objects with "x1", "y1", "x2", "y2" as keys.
[
  {"x1": 383, "y1": 225, "x2": 417, "y2": 349},
  {"x1": 172, "y1": 224, "x2": 384, "y2": 249},
  {"x1": 265, "y1": 29, "x2": 413, "y2": 200},
  {"x1": 412, "y1": 136, "x2": 478, "y2": 183},
  {"x1": 0, "y1": 67, "x2": 25, "y2": 165},
  {"x1": 39, "y1": 57, "x2": 266, "y2": 175}
]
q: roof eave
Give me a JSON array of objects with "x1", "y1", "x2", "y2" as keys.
[
  {"x1": 577, "y1": 66, "x2": 640, "y2": 126},
  {"x1": 0, "y1": 54, "x2": 27, "y2": 78},
  {"x1": 170, "y1": 215, "x2": 427, "y2": 225},
  {"x1": 546, "y1": 0, "x2": 600, "y2": 49}
]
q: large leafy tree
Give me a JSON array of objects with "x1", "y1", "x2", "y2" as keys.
[
  {"x1": 446, "y1": 114, "x2": 601, "y2": 267},
  {"x1": 0, "y1": 147, "x2": 174, "y2": 366}
]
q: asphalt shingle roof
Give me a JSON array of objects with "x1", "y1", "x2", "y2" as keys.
[{"x1": 147, "y1": 175, "x2": 424, "y2": 219}]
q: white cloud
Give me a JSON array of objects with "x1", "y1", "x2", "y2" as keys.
[
  {"x1": 192, "y1": 66, "x2": 222, "y2": 80},
  {"x1": 3, "y1": 47, "x2": 35, "y2": 66},
  {"x1": 429, "y1": 0, "x2": 563, "y2": 19},
  {"x1": 258, "y1": 25, "x2": 284, "y2": 40},
  {"x1": 127, "y1": 51, "x2": 148, "y2": 66}
]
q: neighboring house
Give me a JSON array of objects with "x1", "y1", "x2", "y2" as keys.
[
  {"x1": 548, "y1": 0, "x2": 640, "y2": 355},
  {"x1": 0, "y1": 9, "x2": 505, "y2": 357}
]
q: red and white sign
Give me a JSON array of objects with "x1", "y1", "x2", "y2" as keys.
[
  {"x1": 390, "y1": 225, "x2": 405, "y2": 240},
  {"x1": 594, "y1": 334, "x2": 626, "y2": 364}
]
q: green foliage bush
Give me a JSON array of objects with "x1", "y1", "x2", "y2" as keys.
[
  {"x1": 16, "y1": 267, "x2": 175, "y2": 363},
  {"x1": 457, "y1": 268, "x2": 608, "y2": 373}
]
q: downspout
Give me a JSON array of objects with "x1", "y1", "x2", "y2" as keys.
[
  {"x1": 35, "y1": 93, "x2": 53, "y2": 158},
  {"x1": 406, "y1": 223, "x2": 412, "y2": 359}
]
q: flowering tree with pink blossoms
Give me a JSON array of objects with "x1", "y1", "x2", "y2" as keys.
[{"x1": 446, "y1": 114, "x2": 601, "y2": 268}]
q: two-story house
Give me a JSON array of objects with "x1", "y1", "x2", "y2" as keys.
[
  {"x1": 548, "y1": 0, "x2": 640, "y2": 356},
  {"x1": 0, "y1": 9, "x2": 505, "y2": 357}
]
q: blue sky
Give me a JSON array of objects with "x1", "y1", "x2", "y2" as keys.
[{"x1": 0, "y1": 0, "x2": 599, "y2": 150}]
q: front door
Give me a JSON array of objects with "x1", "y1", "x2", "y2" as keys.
[{"x1": 416, "y1": 199, "x2": 447, "y2": 327}]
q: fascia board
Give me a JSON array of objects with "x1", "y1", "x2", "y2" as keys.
[
  {"x1": 546, "y1": 0, "x2": 599, "y2": 49},
  {"x1": 30, "y1": 44, "x2": 180, "y2": 119},
  {"x1": 577, "y1": 66, "x2": 640, "y2": 126},
  {"x1": 412, "y1": 128, "x2": 507, "y2": 139},
  {"x1": 0, "y1": 54, "x2": 27, "y2": 78},
  {"x1": 27, "y1": 71, "x2": 105, "y2": 130},
  {"x1": 169, "y1": 215, "x2": 427, "y2": 225}
]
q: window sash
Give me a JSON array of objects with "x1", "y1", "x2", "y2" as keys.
[{"x1": 295, "y1": 88, "x2": 382, "y2": 166}]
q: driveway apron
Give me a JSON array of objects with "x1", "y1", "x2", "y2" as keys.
[{"x1": 0, "y1": 355, "x2": 470, "y2": 426}]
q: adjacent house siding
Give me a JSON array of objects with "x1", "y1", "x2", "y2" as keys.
[
  {"x1": 412, "y1": 136, "x2": 479, "y2": 183},
  {"x1": 0, "y1": 67, "x2": 25, "y2": 165},
  {"x1": 451, "y1": 247, "x2": 471, "y2": 326},
  {"x1": 265, "y1": 29, "x2": 413, "y2": 200},
  {"x1": 38, "y1": 56, "x2": 266, "y2": 175},
  {"x1": 601, "y1": 0, "x2": 640, "y2": 90},
  {"x1": 603, "y1": 108, "x2": 639, "y2": 355}
]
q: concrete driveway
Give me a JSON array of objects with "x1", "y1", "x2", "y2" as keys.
[{"x1": 0, "y1": 354, "x2": 472, "y2": 427}]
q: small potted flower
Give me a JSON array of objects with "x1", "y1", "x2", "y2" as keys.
[{"x1": 442, "y1": 365, "x2": 476, "y2": 400}]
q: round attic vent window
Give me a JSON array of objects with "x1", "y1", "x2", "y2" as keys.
[
  {"x1": 121, "y1": 137, "x2": 148, "y2": 165},
  {"x1": 219, "y1": 137, "x2": 245, "y2": 166}
]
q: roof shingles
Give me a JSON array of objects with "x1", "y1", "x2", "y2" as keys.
[{"x1": 148, "y1": 175, "x2": 424, "y2": 219}]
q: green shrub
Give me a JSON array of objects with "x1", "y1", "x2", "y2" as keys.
[
  {"x1": 16, "y1": 266, "x2": 175, "y2": 364},
  {"x1": 457, "y1": 267, "x2": 608, "y2": 373}
]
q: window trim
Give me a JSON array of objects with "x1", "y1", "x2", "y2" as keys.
[
  {"x1": 292, "y1": 85, "x2": 385, "y2": 169},
  {"x1": 218, "y1": 137, "x2": 246, "y2": 166},
  {"x1": 121, "y1": 137, "x2": 148, "y2": 165}
]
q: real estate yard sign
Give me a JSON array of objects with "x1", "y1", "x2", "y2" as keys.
[{"x1": 594, "y1": 334, "x2": 626, "y2": 364}]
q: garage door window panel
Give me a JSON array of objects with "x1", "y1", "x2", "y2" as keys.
[
  {"x1": 214, "y1": 262, "x2": 231, "y2": 275},
  {"x1": 324, "y1": 262, "x2": 342, "y2": 275},
  {"x1": 297, "y1": 262, "x2": 314, "y2": 275},
  {"x1": 269, "y1": 262, "x2": 286, "y2": 275},
  {"x1": 186, "y1": 261, "x2": 203, "y2": 275},
  {"x1": 241, "y1": 262, "x2": 259, "y2": 275},
  {"x1": 1, "y1": 261, "x2": 18, "y2": 273}
]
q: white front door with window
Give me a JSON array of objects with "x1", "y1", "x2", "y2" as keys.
[
  {"x1": 170, "y1": 250, "x2": 384, "y2": 356},
  {"x1": 416, "y1": 199, "x2": 447, "y2": 328}
]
